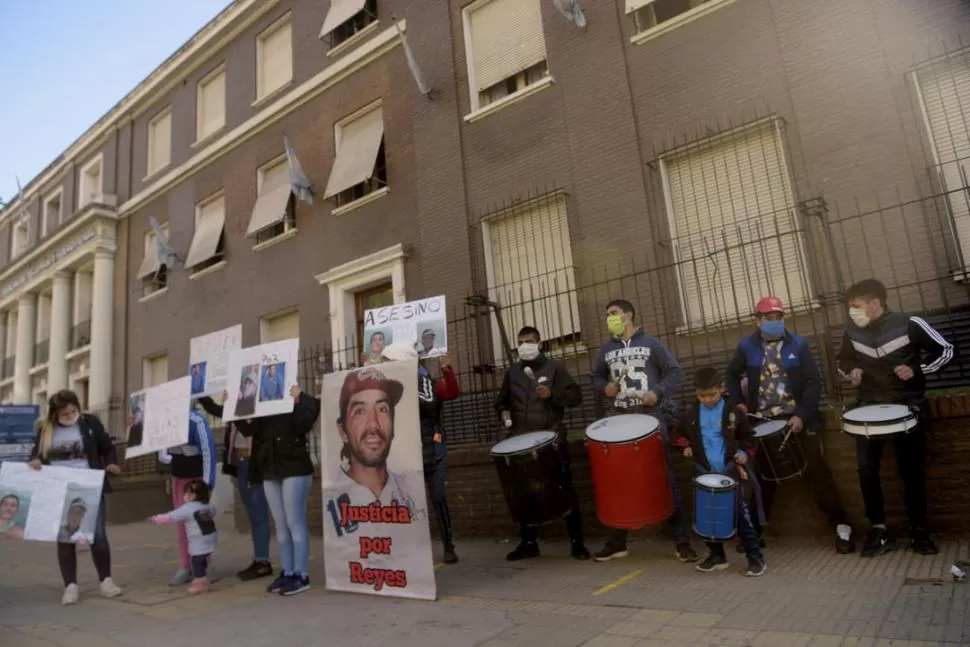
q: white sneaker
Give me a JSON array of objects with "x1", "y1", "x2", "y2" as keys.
[
  {"x1": 62, "y1": 583, "x2": 79, "y2": 606},
  {"x1": 100, "y1": 577, "x2": 123, "y2": 598}
]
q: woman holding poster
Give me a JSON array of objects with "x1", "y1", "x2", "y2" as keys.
[{"x1": 28, "y1": 390, "x2": 123, "y2": 605}]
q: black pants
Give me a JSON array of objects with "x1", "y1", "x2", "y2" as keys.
[
  {"x1": 708, "y1": 499, "x2": 762, "y2": 557},
  {"x1": 426, "y1": 455, "x2": 454, "y2": 548},
  {"x1": 855, "y1": 413, "x2": 928, "y2": 529},
  {"x1": 191, "y1": 554, "x2": 211, "y2": 578},
  {"x1": 521, "y1": 439, "x2": 584, "y2": 545},
  {"x1": 58, "y1": 497, "x2": 111, "y2": 586},
  {"x1": 755, "y1": 430, "x2": 848, "y2": 532}
]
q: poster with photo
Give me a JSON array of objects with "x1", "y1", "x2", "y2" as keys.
[
  {"x1": 0, "y1": 462, "x2": 104, "y2": 543},
  {"x1": 223, "y1": 339, "x2": 299, "y2": 422},
  {"x1": 363, "y1": 296, "x2": 447, "y2": 363},
  {"x1": 124, "y1": 377, "x2": 192, "y2": 459},
  {"x1": 189, "y1": 324, "x2": 243, "y2": 397},
  {"x1": 319, "y1": 360, "x2": 436, "y2": 601},
  {"x1": 0, "y1": 405, "x2": 40, "y2": 464},
  {"x1": 126, "y1": 390, "x2": 146, "y2": 449}
]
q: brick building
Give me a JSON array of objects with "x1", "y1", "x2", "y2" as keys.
[{"x1": 2, "y1": 0, "x2": 970, "y2": 532}]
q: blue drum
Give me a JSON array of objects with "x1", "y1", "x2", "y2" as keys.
[{"x1": 693, "y1": 473, "x2": 738, "y2": 541}]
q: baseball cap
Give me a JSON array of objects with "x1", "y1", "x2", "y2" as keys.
[
  {"x1": 338, "y1": 367, "x2": 404, "y2": 420},
  {"x1": 755, "y1": 296, "x2": 785, "y2": 314},
  {"x1": 421, "y1": 329, "x2": 435, "y2": 337}
]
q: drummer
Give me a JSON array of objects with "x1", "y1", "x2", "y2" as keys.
[
  {"x1": 495, "y1": 326, "x2": 590, "y2": 561},
  {"x1": 726, "y1": 296, "x2": 853, "y2": 555},
  {"x1": 838, "y1": 278, "x2": 953, "y2": 557},
  {"x1": 590, "y1": 299, "x2": 697, "y2": 563}
]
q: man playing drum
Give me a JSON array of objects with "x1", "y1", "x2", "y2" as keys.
[
  {"x1": 727, "y1": 296, "x2": 853, "y2": 554},
  {"x1": 495, "y1": 326, "x2": 590, "y2": 561},
  {"x1": 590, "y1": 299, "x2": 697, "y2": 563},
  {"x1": 838, "y1": 279, "x2": 953, "y2": 557}
]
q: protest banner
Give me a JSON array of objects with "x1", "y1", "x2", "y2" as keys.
[
  {"x1": 362, "y1": 296, "x2": 447, "y2": 365},
  {"x1": 0, "y1": 462, "x2": 104, "y2": 543},
  {"x1": 189, "y1": 324, "x2": 243, "y2": 397},
  {"x1": 223, "y1": 339, "x2": 299, "y2": 422},
  {"x1": 124, "y1": 376, "x2": 192, "y2": 458}
]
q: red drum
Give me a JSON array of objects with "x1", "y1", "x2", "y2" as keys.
[{"x1": 585, "y1": 414, "x2": 674, "y2": 529}]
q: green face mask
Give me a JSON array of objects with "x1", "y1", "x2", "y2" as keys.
[{"x1": 606, "y1": 314, "x2": 626, "y2": 336}]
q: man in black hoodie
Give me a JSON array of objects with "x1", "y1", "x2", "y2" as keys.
[{"x1": 495, "y1": 326, "x2": 590, "y2": 561}]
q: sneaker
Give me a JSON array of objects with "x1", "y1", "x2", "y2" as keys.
[
  {"x1": 676, "y1": 542, "x2": 699, "y2": 563},
  {"x1": 267, "y1": 572, "x2": 290, "y2": 594},
  {"x1": 187, "y1": 577, "x2": 209, "y2": 595},
  {"x1": 910, "y1": 529, "x2": 939, "y2": 555},
  {"x1": 696, "y1": 553, "x2": 730, "y2": 572},
  {"x1": 62, "y1": 583, "x2": 80, "y2": 606},
  {"x1": 571, "y1": 541, "x2": 591, "y2": 561},
  {"x1": 237, "y1": 560, "x2": 273, "y2": 581},
  {"x1": 593, "y1": 544, "x2": 629, "y2": 562},
  {"x1": 836, "y1": 524, "x2": 855, "y2": 554},
  {"x1": 745, "y1": 555, "x2": 767, "y2": 577},
  {"x1": 169, "y1": 568, "x2": 192, "y2": 586},
  {"x1": 99, "y1": 577, "x2": 123, "y2": 598},
  {"x1": 861, "y1": 527, "x2": 896, "y2": 558},
  {"x1": 279, "y1": 574, "x2": 311, "y2": 596},
  {"x1": 506, "y1": 542, "x2": 540, "y2": 561},
  {"x1": 443, "y1": 544, "x2": 459, "y2": 564}
]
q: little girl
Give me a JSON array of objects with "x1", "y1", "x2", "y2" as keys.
[{"x1": 150, "y1": 480, "x2": 218, "y2": 594}]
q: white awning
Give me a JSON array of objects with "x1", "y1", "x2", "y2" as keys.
[
  {"x1": 625, "y1": 0, "x2": 657, "y2": 14},
  {"x1": 137, "y1": 240, "x2": 160, "y2": 279},
  {"x1": 319, "y1": 0, "x2": 368, "y2": 39},
  {"x1": 324, "y1": 107, "x2": 385, "y2": 199},
  {"x1": 246, "y1": 184, "x2": 293, "y2": 236},
  {"x1": 185, "y1": 200, "x2": 227, "y2": 268}
]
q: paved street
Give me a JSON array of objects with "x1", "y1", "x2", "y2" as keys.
[{"x1": 2, "y1": 522, "x2": 969, "y2": 647}]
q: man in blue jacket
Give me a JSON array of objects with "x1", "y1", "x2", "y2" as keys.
[
  {"x1": 591, "y1": 299, "x2": 697, "y2": 563},
  {"x1": 726, "y1": 296, "x2": 852, "y2": 554}
]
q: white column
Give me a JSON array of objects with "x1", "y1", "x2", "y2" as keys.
[
  {"x1": 88, "y1": 251, "x2": 115, "y2": 410},
  {"x1": 13, "y1": 294, "x2": 36, "y2": 403},
  {"x1": 48, "y1": 271, "x2": 72, "y2": 394}
]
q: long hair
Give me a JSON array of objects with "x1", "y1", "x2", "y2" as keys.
[{"x1": 36, "y1": 390, "x2": 82, "y2": 459}]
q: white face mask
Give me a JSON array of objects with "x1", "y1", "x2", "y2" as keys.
[
  {"x1": 849, "y1": 307, "x2": 870, "y2": 328},
  {"x1": 517, "y1": 343, "x2": 540, "y2": 362},
  {"x1": 59, "y1": 414, "x2": 79, "y2": 427}
]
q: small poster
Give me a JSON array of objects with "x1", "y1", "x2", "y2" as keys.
[
  {"x1": 189, "y1": 324, "x2": 243, "y2": 397},
  {"x1": 223, "y1": 339, "x2": 299, "y2": 422},
  {"x1": 320, "y1": 360, "x2": 436, "y2": 601},
  {"x1": 362, "y1": 296, "x2": 447, "y2": 365},
  {"x1": 0, "y1": 405, "x2": 40, "y2": 464},
  {"x1": 0, "y1": 462, "x2": 105, "y2": 543},
  {"x1": 124, "y1": 377, "x2": 192, "y2": 459}
]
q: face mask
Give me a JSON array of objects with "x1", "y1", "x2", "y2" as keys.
[
  {"x1": 760, "y1": 320, "x2": 785, "y2": 339},
  {"x1": 518, "y1": 343, "x2": 540, "y2": 362},
  {"x1": 59, "y1": 414, "x2": 79, "y2": 427},
  {"x1": 606, "y1": 314, "x2": 626, "y2": 336},
  {"x1": 849, "y1": 307, "x2": 870, "y2": 328}
]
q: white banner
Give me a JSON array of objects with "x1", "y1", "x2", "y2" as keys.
[
  {"x1": 189, "y1": 324, "x2": 243, "y2": 397},
  {"x1": 320, "y1": 360, "x2": 436, "y2": 601},
  {"x1": 125, "y1": 376, "x2": 192, "y2": 458},
  {"x1": 362, "y1": 296, "x2": 447, "y2": 365},
  {"x1": 0, "y1": 462, "x2": 105, "y2": 543},
  {"x1": 223, "y1": 339, "x2": 299, "y2": 422}
]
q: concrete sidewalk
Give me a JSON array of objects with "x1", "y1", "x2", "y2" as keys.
[{"x1": 1, "y1": 522, "x2": 968, "y2": 646}]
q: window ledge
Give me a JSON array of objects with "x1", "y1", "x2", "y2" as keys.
[
  {"x1": 29, "y1": 362, "x2": 49, "y2": 376},
  {"x1": 189, "y1": 259, "x2": 228, "y2": 280},
  {"x1": 252, "y1": 80, "x2": 294, "y2": 110},
  {"x1": 631, "y1": 0, "x2": 738, "y2": 46},
  {"x1": 65, "y1": 345, "x2": 90, "y2": 361},
  {"x1": 191, "y1": 127, "x2": 227, "y2": 149},
  {"x1": 326, "y1": 21, "x2": 380, "y2": 58},
  {"x1": 252, "y1": 227, "x2": 298, "y2": 252},
  {"x1": 464, "y1": 75, "x2": 555, "y2": 124},
  {"x1": 139, "y1": 287, "x2": 169, "y2": 304},
  {"x1": 331, "y1": 186, "x2": 389, "y2": 216},
  {"x1": 142, "y1": 164, "x2": 172, "y2": 184}
]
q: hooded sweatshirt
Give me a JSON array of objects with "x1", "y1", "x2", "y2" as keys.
[{"x1": 592, "y1": 330, "x2": 684, "y2": 414}]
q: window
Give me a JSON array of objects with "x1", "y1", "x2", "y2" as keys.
[
  {"x1": 78, "y1": 155, "x2": 103, "y2": 209},
  {"x1": 320, "y1": 0, "x2": 378, "y2": 49},
  {"x1": 355, "y1": 283, "x2": 393, "y2": 358},
  {"x1": 72, "y1": 270, "x2": 93, "y2": 350},
  {"x1": 627, "y1": 0, "x2": 728, "y2": 37},
  {"x1": 660, "y1": 120, "x2": 809, "y2": 330},
  {"x1": 463, "y1": 0, "x2": 549, "y2": 111},
  {"x1": 324, "y1": 102, "x2": 387, "y2": 208},
  {"x1": 143, "y1": 354, "x2": 169, "y2": 388},
  {"x1": 256, "y1": 16, "x2": 293, "y2": 102},
  {"x1": 137, "y1": 222, "x2": 170, "y2": 296},
  {"x1": 916, "y1": 52, "x2": 970, "y2": 271},
  {"x1": 147, "y1": 108, "x2": 172, "y2": 176},
  {"x1": 4, "y1": 311, "x2": 18, "y2": 378},
  {"x1": 260, "y1": 310, "x2": 299, "y2": 344},
  {"x1": 483, "y1": 194, "x2": 580, "y2": 361},
  {"x1": 197, "y1": 66, "x2": 226, "y2": 142},
  {"x1": 34, "y1": 293, "x2": 51, "y2": 366},
  {"x1": 186, "y1": 194, "x2": 227, "y2": 274},
  {"x1": 247, "y1": 156, "x2": 295, "y2": 244},
  {"x1": 11, "y1": 220, "x2": 28, "y2": 259},
  {"x1": 43, "y1": 189, "x2": 62, "y2": 235}
]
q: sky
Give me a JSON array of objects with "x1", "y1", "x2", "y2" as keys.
[{"x1": 0, "y1": 0, "x2": 230, "y2": 204}]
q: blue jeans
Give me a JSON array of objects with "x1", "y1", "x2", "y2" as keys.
[
  {"x1": 236, "y1": 458, "x2": 271, "y2": 562},
  {"x1": 263, "y1": 475, "x2": 312, "y2": 576}
]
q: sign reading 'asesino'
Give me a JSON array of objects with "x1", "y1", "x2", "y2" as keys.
[{"x1": 1, "y1": 229, "x2": 96, "y2": 298}]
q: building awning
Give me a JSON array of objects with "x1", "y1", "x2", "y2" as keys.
[
  {"x1": 319, "y1": 0, "x2": 367, "y2": 40},
  {"x1": 185, "y1": 203, "x2": 227, "y2": 268},
  {"x1": 625, "y1": 0, "x2": 656, "y2": 13},
  {"x1": 246, "y1": 184, "x2": 293, "y2": 236},
  {"x1": 136, "y1": 244, "x2": 160, "y2": 279},
  {"x1": 323, "y1": 107, "x2": 385, "y2": 199}
]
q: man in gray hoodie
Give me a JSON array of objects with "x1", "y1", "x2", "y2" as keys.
[{"x1": 591, "y1": 299, "x2": 697, "y2": 563}]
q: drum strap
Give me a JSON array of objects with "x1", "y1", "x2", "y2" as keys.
[{"x1": 694, "y1": 461, "x2": 765, "y2": 525}]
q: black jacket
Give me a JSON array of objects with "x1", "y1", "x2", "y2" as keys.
[
  {"x1": 837, "y1": 311, "x2": 954, "y2": 404},
  {"x1": 197, "y1": 396, "x2": 239, "y2": 477},
  {"x1": 29, "y1": 414, "x2": 117, "y2": 493},
  {"x1": 234, "y1": 393, "x2": 321, "y2": 483},
  {"x1": 495, "y1": 355, "x2": 583, "y2": 436},
  {"x1": 671, "y1": 401, "x2": 755, "y2": 476}
]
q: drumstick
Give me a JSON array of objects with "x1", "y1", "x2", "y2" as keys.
[
  {"x1": 746, "y1": 412, "x2": 768, "y2": 421},
  {"x1": 524, "y1": 367, "x2": 536, "y2": 382},
  {"x1": 777, "y1": 424, "x2": 794, "y2": 452}
]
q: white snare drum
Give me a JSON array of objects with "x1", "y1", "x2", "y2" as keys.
[
  {"x1": 491, "y1": 431, "x2": 557, "y2": 459},
  {"x1": 585, "y1": 413, "x2": 660, "y2": 444},
  {"x1": 842, "y1": 404, "x2": 918, "y2": 438},
  {"x1": 753, "y1": 419, "x2": 787, "y2": 439}
]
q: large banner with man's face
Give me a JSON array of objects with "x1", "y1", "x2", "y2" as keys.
[{"x1": 319, "y1": 359, "x2": 436, "y2": 601}]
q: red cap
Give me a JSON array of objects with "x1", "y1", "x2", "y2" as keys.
[
  {"x1": 338, "y1": 367, "x2": 404, "y2": 420},
  {"x1": 755, "y1": 296, "x2": 785, "y2": 314}
]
